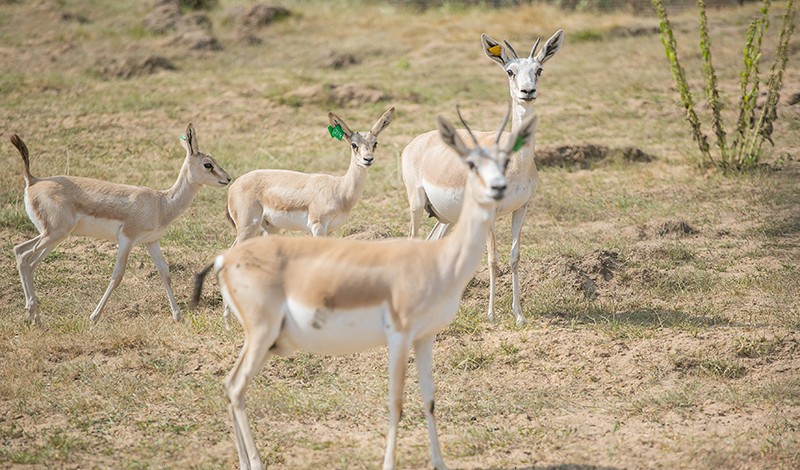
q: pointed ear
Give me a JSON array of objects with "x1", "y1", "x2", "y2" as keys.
[
  {"x1": 501, "y1": 115, "x2": 537, "y2": 155},
  {"x1": 328, "y1": 112, "x2": 354, "y2": 139},
  {"x1": 482, "y1": 33, "x2": 510, "y2": 67},
  {"x1": 370, "y1": 107, "x2": 395, "y2": 137},
  {"x1": 181, "y1": 123, "x2": 197, "y2": 154},
  {"x1": 535, "y1": 29, "x2": 564, "y2": 64},
  {"x1": 435, "y1": 115, "x2": 471, "y2": 159}
]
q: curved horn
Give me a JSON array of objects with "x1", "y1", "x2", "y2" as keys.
[
  {"x1": 503, "y1": 40, "x2": 518, "y2": 59},
  {"x1": 529, "y1": 37, "x2": 541, "y2": 59},
  {"x1": 456, "y1": 105, "x2": 480, "y2": 149},
  {"x1": 495, "y1": 102, "x2": 512, "y2": 145}
]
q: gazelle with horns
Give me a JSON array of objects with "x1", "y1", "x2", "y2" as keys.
[
  {"x1": 10, "y1": 124, "x2": 230, "y2": 326},
  {"x1": 191, "y1": 107, "x2": 537, "y2": 470},
  {"x1": 401, "y1": 30, "x2": 563, "y2": 325}
]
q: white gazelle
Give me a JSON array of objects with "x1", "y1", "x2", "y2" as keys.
[
  {"x1": 401, "y1": 30, "x2": 563, "y2": 325},
  {"x1": 226, "y1": 107, "x2": 395, "y2": 242},
  {"x1": 10, "y1": 124, "x2": 230, "y2": 326},
  {"x1": 191, "y1": 108, "x2": 537, "y2": 470}
]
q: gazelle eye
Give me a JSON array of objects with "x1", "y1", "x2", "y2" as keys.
[
  {"x1": 351, "y1": 143, "x2": 358, "y2": 150},
  {"x1": 536, "y1": 69, "x2": 543, "y2": 77},
  {"x1": 467, "y1": 161, "x2": 476, "y2": 170},
  {"x1": 373, "y1": 142, "x2": 378, "y2": 150},
  {"x1": 204, "y1": 163, "x2": 213, "y2": 169},
  {"x1": 506, "y1": 69, "x2": 515, "y2": 77}
]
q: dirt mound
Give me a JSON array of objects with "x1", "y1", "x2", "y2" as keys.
[
  {"x1": 162, "y1": 31, "x2": 222, "y2": 51},
  {"x1": 283, "y1": 83, "x2": 388, "y2": 107},
  {"x1": 537, "y1": 250, "x2": 622, "y2": 299},
  {"x1": 536, "y1": 143, "x2": 652, "y2": 168},
  {"x1": 319, "y1": 49, "x2": 359, "y2": 69},
  {"x1": 226, "y1": 4, "x2": 291, "y2": 29},
  {"x1": 97, "y1": 56, "x2": 176, "y2": 79},
  {"x1": 144, "y1": 0, "x2": 182, "y2": 34},
  {"x1": 621, "y1": 217, "x2": 698, "y2": 240},
  {"x1": 145, "y1": 0, "x2": 213, "y2": 35}
]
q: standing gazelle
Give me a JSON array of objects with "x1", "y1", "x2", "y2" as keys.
[
  {"x1": 226, "y1": 107, "x2": 395, "y2": 242},
  {"x1": 10, "y1": 124, "x2": 230, "y2": 326},
  {"x1": 192, "y1": 108, "x2": 537, "y2": 470},
  {"x1": 401, "y1": 30, "x2": 563, "y2": 325}
]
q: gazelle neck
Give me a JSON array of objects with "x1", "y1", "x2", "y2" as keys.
[
  {"x1": 509, "y1": 100, "x2": 536, "y2": 175},
  {"x1": 162, "y1": 158, "x2": 202, "y2": 224},
  {"x1": 336, "y1": 151, "x2": 369, "y2": 208},
  {"x1": 438, "y1": 183, "x2": 496, "y2": 284}
]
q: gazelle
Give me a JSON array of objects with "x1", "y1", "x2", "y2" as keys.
[
  {"x1": 191, "y1": 108, "x2": 537, "y2": 470},
  {"x1": 226, "y1": 107, "x2": 394, "y2": 242},
  {"x1": 10, "y1": 124, "x2": 230, "y2": 326},
  {"x1": 401, "y1": 30, "x2": 563, "y2": 325}
]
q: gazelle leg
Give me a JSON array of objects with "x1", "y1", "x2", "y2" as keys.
[
  {"x1": 425, "y1": 222, "x2": 451, "y2": 241},
  {"x1": 383, "y1": 333, "x2": 412, "y2": 470},
  {"x1": 145, "y1": 241, "x2": 182, "y2": 322},
  {"x1": 413, "y1": 335, "x2": 449, "y2": 470},
  {"x1": 485, "y1": 221, "x2": 499, "y2": 323},
  {"x1": 15, "y1": 230, "x2": 70, "y2": 326},
  {"x1": 225, "y1": 313, "x2": 282, "y2": 470},
  {"x1": 89, "y1": 236, "x2": 136, "y2": 323},
  {"x1": 510, "y1": 204, "x2": 528, "y2": 325}
]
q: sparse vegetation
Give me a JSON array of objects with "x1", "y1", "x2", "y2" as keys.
[{"x1": 0, "y1": 0, "x2": 798, "y2": 469}]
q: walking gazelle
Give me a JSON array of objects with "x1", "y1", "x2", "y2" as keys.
[
  {"x1": 192, "y1": 107, "x2": 537, "y2": 470},
  {"x1": 10, "y1": 124, "x2": 230, "y2": 326}
]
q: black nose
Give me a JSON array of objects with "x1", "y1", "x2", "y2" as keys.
[{"x1": 520, "y1": 88, "x2": 535, "y2": 95}]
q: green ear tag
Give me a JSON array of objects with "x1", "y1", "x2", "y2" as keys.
[
  {"x1": 180, "y1": 135, "x2": 186, "y2": 141},
  {"x1": 328, "y1": 124, "x2": 344, "y2": 141},
  {"x1": 512, "y1": 135, "x2": 525, "y2": 152}
]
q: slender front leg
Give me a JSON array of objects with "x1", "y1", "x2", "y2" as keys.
[
  {"x1": 510, "y1": 204, "x2": 528, "y2": 325},
  {"x1": 485, "y1": 221, "x2": 499, "y2": 323},
  {"x1": 383, "y1": 333, "x2": 412, "y2": 470},
  {"x1": 413, "y1": 335, "x2": 449, "y2": 470},
  {"x1": 145, "y1": 241, "x2": 182, "y2": 322},
  {"x1": 89, "y1": 236, "x2": 136, "y2": 323}
]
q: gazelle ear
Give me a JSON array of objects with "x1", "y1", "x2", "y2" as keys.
[
  {"x1": 535, "y1": 29, "x2": 564, "y2": 64},
  {"x1": 482, "y1": 33, "x2": 510, "y2": 67},
  {"x1": 501, "y1": 115, "x2": 537, "y2": 155},
  {"x1": 435, "y1": 115, "x2": 471, "y2": 159},
  {"x1": 370, "y1": 107, "x2": 395, "y2": 137},
  {"x1": 328, "y1": 112, "x2": 354, "y2": 140},
  {"x1": 181, "y1": 123, "x2": 197, "y2": 154}
]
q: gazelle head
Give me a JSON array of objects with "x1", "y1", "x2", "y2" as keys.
[
  {"x1": 436, "y1": 106, "x2": 537, "y2": 204},
  {"x1": 481, "y1": 30, "x2": 564, "y2": 105},
  {"x1": 328, "y1": 107, "x2": 395, "y2": 169},
  {"x1": 179, "y1": 123, "x2": 231, "y2": 187}
]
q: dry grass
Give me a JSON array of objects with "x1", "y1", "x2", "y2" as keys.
[{"x1": 1, "y1": 0, "x2": 800, "y2": 469}]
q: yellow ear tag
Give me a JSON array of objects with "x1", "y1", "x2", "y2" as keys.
[{"x1": 488, "y1": 44, "x2": 502, "y2": 57}]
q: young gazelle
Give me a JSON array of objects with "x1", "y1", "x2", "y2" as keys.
[
  {"x1": 226, "y1": 107, "x2": 394, "y2": 242},
  {"x1": 10, "y1": 124, "x2": 230, "y2": 326},
  {"x1": 401, "y1": 31, "x2": 563, "y2": 325},
  {"x1": 192, "y1": 108, "x2": 537, "y2": 470}
]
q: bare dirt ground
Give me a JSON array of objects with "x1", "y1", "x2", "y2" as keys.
[{"x1": 0, "y1": 1, "x2": 799, "y2": 469}]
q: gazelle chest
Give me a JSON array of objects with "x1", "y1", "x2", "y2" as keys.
[{"x1": 282, "y1": 298, "x2": 390, "y2": 356}]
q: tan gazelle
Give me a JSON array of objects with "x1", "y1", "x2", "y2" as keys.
[
  {"x1": 226, "y1": 107, "x2": 395, "y2": 241},
  {"x1": 10, "y1": 124, "x2": 230, "y2": 326},
  {"x1": 401, "y1": 31, "x2": 563, "y2": 325},
  {"x1": 192, "y1": 107, "x2": 537, "y2": 470}
]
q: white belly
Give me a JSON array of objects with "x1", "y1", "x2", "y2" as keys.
[
  {"x1": 282, "y1": 298, "x2": 388, "y2": 356},
  {"x1": 73, "y1": 215, "x2": 124, "y2": 241},
  {"x1": 422, "y1": 183, "x2": 464, "y2": 224},
  {"x1": 263, "y1": 209, "x2": 312, "y2": 233}
]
